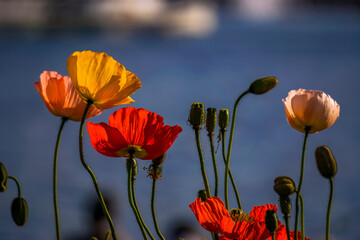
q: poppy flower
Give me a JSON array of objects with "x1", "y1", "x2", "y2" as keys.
[
  {"x1": 35, "y1": 71, "x2": 102, "y2": 121},
  {"x1": 87, "y1": 107, "x2": 182, "y2": 160},
  {"x1": 275, "y1": 224, "x2": 312, "y2": 240},
  {"x1": 67, "y1": 50, "x2": 142, "y2": 110},
  {"x1": 189, "y1": 197, "x2": 277, "y2": 240},
  {"x1": 283, "y1": 89, "x2": 340, "y2": 134}
]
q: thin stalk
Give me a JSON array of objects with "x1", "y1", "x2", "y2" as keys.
[
  {"x1": 151, "y1": 168, "x2": 165, "y2": 240},
  {"x1": 294, "y1": 127, "x2": 310, "y2": 240},
  {"x1": 225, "y1": 90, "x2": 249, "y2": 209},
  {"x1": 52, "y1": 117, "x2": 68, "y2": 240},
  {"x1": 299, "y1": 193, "x2": 305, "y2": 240},
  {"x1": 326, "y1": 178, "x2": 334, "y2": 240},
  {"x1": 221, "y1": 130, "x2": 242, "y2": 209},
  {"x1": 127, "y1": 155, "x2": 148, "y2": 240},
  {"x1": 7, "y1": 176, "x2": 21, "y2": 197},
  {"x1": 271, "y1": 232, "x2": 276, "y2": 240},
  {"x1": 194, "y1": 128, "x2": 211, "y2": 199},
  {"x1": 79, "y1": 101, "x2": 117, "y2": 240},
  {"x1": 208, "y1": 133, "x2": 219, "y2": 196},
  {"x1": 284, "y1": 215, "x2": 291, "y2": 240},
  {"x1": 105, "y1": 230, "x2": 111, "y2": 240}
]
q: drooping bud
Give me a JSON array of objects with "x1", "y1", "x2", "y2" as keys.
[
  {"x1": 274, "y1": 176, "x2": 296, "y2": 196},
  {"x1": 265, "y1": 210, "x2": 278, "y2": 234},
  {"x1": 189, "y1": 103, "x2": 205, "y2": 129},
  {"x1": 0, "y1": 162, "x2": 8, "y2": 192},
  {"x1": 218, "y1": 109, "x2": 229, "y2": 130},
  {"x1": 11, "y1": 197, "x2": 28, "y2": 226},
  {"x1": 248, "y1": 76, "x2": 278, "y2": 95},
  {"x1": 315, "y1": 145, "x2": 337, "y2": 179},
  {"x1": 279, "y1": 195, "x2": 292, "y2": 217},
  {"x1": 197, "y1": 189, "x2": 207, "y2": 201},
  {"x1": 152, "y1": 153, "x2": 166, "y2": 167},
  {"x1": 205, "y1": 108, "x2": 217, "y2": 134}
]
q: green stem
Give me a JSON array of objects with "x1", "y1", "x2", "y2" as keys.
[
  {"x1": 194, "y1": 128, "x2": 211, "y2": 199},
  {"x1": 299, "y1": 193, "x2": 305, "y2": 240},
  {"x1": 7, "y1": 176, "x2": 21, "y2": 197},
  {"x1": 52, "y1": 117, "x2": 68, "y2": 240},
  {"x1": 326, "y1": 178, "x2": 334, "y2": 240},
  {"x1": 79, "y1": 101, "x2": 117, "y2": 240},
  {"x1": 151, "y1": 169, "x2": 165, "y2": 240},
  {"x1": 221, "y1": 130, "x2": 242, "y2": 209},
  {"x1": 284, "y1": 215, "x2": 291, "y2": 240},
  {"x1": 208, "y1": 134, "x2": 219, "y2": 197},
  {"x1": 271, "y1": 232, "x2": 276, "y2": 240},
  {"x1": 127, "y1": 156, "x2": 148, "y2": 240},
  {"x1": 225, "y1": 90, "x2": 249, "y2": 209},
  {"x1": 294, "y1": 127, "x2": 310, "y2": 240},
  {"x1": 131, "y1": 169, "x2": 155, "y2": 240},
  {"x1": 105, "y1": 230, "x2": 111, "y2": 240}
]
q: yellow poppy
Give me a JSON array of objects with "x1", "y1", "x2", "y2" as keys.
[{"x1": 67, "y1": 51, "x2": 142, "y2": 110}]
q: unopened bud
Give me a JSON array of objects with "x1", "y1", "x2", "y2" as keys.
[
  {"x1": 11, "y1": 197, "x2": 28, "y2": 226},
  {"x1": 274, "y1": 176, "x2": 296, "y2": 196},
  {"x1": 315, "y1": 145, "x2": 337, "y2": 179},
  {"x1": 152, "y1": 153, "x2": 166, "y2": 167},
  {"x1": 265, "y1": 210, "x2": 278, "y2": 233},
  {"x1": 248, "y1": 76, "x2": 278, "y2": 95},
  {"x1": 197, "y1": 189, "x2": 207, "y2": 201},
  {"x1": 279, "y1": 195, "x2": 291, "y2": 217},
  {"x1": 205, "y1": 108, "x2": 217, "y2": 134},
  {"x1": 0, "y1": 162, "x2": 8, "y2": 192},
  {"x1": 218, "y1": 109, "x2": 229, "y2": 130},
  {"x1": 189, "y1": 103, "x2": 205, "y2": 129}
]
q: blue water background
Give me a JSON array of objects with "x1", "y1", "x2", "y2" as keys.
[{"x1": 0, "y1": 10, "x2": 359, "y2": 240}]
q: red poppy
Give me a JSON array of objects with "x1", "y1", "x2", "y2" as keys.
[
  {"x1": 87, "y1": 107, "x2": 182, "y2": 160},
  {"x1": 189, "y1": 197, "x2": 277, "y2": 240},
  {"x1": 275, "y1": 225, "x2": 312, "y2": 240}
]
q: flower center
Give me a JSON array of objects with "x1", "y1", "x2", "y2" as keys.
[
  {"x1": 230, "y1": 209, "x2": 254, "y2": 224},
  {"x1": 117, "y1": 145, "x2": 147, "y2": 159}
]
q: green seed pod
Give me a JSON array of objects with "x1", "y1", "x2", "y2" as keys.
[
  {"x1": 11, "y1": 197, "x2": 28, "y2": 226},
  {"x1": 218, "y1": 109, "x2": 229, "y2": 130},
  {"x1": 274, "y1": 176, "x2": 296, "y2": 196},
  {"x1": 197, "y1": 189, "x2": 207, "y2": 201},
  {"x1": 205, "y1": 108, "x2": 217, "y2": 134},
  {"x1": 265, "y1": 210, "x2": 278, "y2": 233},
  {"x1": 152, "y1": 153, "x2": 166, "y2": 167},
  {"x1": 248, "y1": 76, "x2": 278, "y2": 95},
  {"x1": 279, "y1": 195, "x2": 292, "y2": 217},
  {"x1": 0, "y1": 162, "x2": 8, "y2": 192},
  {"x1": 189, "y1": 103, "x2": 205, "y2": 129},
  {"x1": 315, "y1": 145, "x2": 337, "y2": 179}
]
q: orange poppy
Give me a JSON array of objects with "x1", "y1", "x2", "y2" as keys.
[
  {"x1": 275, "y1": 224, "x2": 312, "y2": 240},
  {"x1": 67, "y1": 51, "x2": 142, "y2": 110},
  {"x1": 87, "y1": 107, "x2": 182, "y2": 160},
  {"x1": 189, "y1": 197, "x2": 278, "y2": 240},
  {"x1": 283, "y1": 89, "x2": 340, "y2": 134},
  {"x1": 35, "y1": 71, "x2": 102, "y2": 121}
]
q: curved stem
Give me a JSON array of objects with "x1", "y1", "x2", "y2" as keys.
[
  {"x1": 208, "y1": 134, "x2": 219, "y2": 197},
  {"x1": 127, "y1": 156, "x2": 148, "y2": 240},
  {"x1": 151, "y1": 170, "x2": 165, "y2": 240},
  {"x1": 294, "y1": 127, "x2": 309, "y2": 240},
  {"x1": 79, "y1": 101, "x2": 117, "y2": 240},
  {"x1": 221, "y1": 130, "x2": 242, "y2": 209},
  {"x1": 7, "y1": 176, "x2": 21, "y2": 197},
  {"x1": 284, "y1": 215, "x2": 291, "y2": 240},
  {"x1": 299, "y1": 193, "x2": 305, "y2": 240},
  {"x1": 326, "y1": 178, "x2": 334, "y2": 240},
  {"x1": 225, "y1": 90, "x2": 249, "y2": 209},
  {"x1": 52, "y1": 117, "x2": 68, "y2": 240},
  {"x1": 194, "y1": 128, "x2": 211, "y2": 199}
]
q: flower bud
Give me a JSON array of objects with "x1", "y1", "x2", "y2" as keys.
[
  {"x1": 274, "y1": 176, "x2": 296, "y2": 196},
  {"x1": 11, "y1": 197, "x2": 28, "y2": 226},
  {"x1": 315, "y1": 145, "x2": 337, "y2": 179},
  {"x1": 0, "y1": 162, "x2": 8, "y2": 192},
  {"x1": 197, "y1": 189, "x2": 207, "y2": 201},
  {"x1": 279, "y1": 195, "x2": 291, "y2": 217},
  {"x1": 248, "y1": 76, "x2": 278, "y2": 95},
  {"x1": 205, "y1": 108, "x2": 217, "y2": 134},
  {"x1": 189, "y1": 103, "x2": 205, "y2": 129},
  {"x1": 152, "y1": 153, "x2": 166, "y2": 167},
  {"x1": 265, "y1": 210, "x2": 278, "y2": 233},
  {"x1": 218, "y1": 109, "x2": 229, "y2": 130}
]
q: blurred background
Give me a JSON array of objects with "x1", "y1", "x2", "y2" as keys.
[{"x1": 0, "y1": 0, "x2": 359, "y2": 239}]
